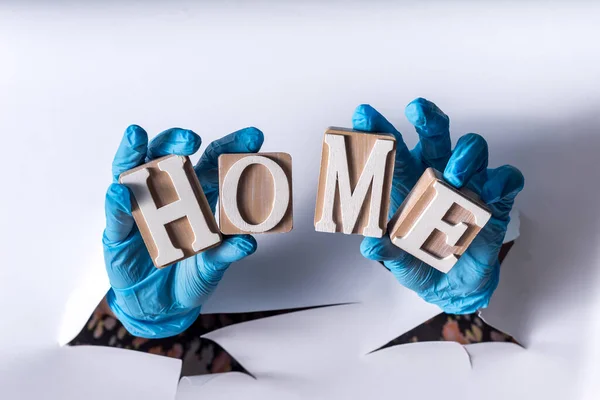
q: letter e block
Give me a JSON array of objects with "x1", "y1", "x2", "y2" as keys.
[
  {"x1": 119, "y1": 155, "x2": 221, "y2": 269},
  {"x1": 314, "y1": 127, "x2": 396, "y2": 238},
  {"x1": 218, "y1": 153, "x2": 293, "y2": 235},
  {"x1": 388, "y1": 168, "x2": 491, "y2": 273}
]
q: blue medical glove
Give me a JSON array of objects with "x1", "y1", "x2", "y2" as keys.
[
  {"x1": 103, "y1": 125, "x2": 264, "y2": 338},
  {"x1": 356, "y1": 98, "x2": 524, "y2": 314}
]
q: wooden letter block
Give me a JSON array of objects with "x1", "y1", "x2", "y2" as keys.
[
  {"x1": 218, "y1": 153, "x2": 293, "y2": 235},
  {"x1": 314, "y1": 127, "x2": 396, "y2": 238},
  {"x1": 119, "y1": 155, "x2": 221, "y2": 269},
  {"x1": 388, "y1": 168, "x2": 492, "y2": 273}
]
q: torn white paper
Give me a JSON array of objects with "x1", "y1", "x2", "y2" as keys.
[
  {"x1": 0, "y1": 346, "x2": 181, "y2": 400},
  {"x1": 197, "y1": 304, "x2": 579, "y2": 399}
]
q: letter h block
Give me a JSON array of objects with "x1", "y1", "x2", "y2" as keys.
[
  {"x1": 314, "y1": 127, "x2": 396, "y2": 238},
  {"x1": 119, "y1": 155, "x2": 221, "y2": 269},
  {"x1": 388, "y1": 168, "x2": 491, "y2": 273}
]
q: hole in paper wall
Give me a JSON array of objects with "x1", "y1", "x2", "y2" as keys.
[{"x1": 68, "y1": 242, "x2": 518, "y2": 377}]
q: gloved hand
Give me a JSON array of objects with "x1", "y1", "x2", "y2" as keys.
[
  {"x1": 356, "y1": 98, "x2": 524, "y2": 314},
  {"x1": 103, "y1": 125, "x2": 264, "y2": 338}
]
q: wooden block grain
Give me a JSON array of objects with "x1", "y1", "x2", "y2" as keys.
[
  {"x1": 119, "y1": 155, "x2": 221, "y2": 269},
  {"x1": 218, "y1": 152, "x2": 293, "y2": 235},
  {"x1": 314, "y1": 127, "x2": 396, "y2": 238},
  {"x1": 388, "y1": 168, "x2": 491, "y2": 273}
]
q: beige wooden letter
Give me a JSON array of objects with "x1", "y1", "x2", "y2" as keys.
[
  {"x1": 392, "y1": 181, "x2": 490, "y2": 272},
  {"x1": 120, "y1": 155, "x2": 221, "y2": 267},
  {"x1": 218, "y1": 152, "x2": 293, "y2": 235},
  {"x1": 388, "y1": 168, "x2": 491, "y2": 273},
  {"x1": 221, "y1": 155, "x2": 290, "y2": 233},
  {"x1": 315, "y1": 133, "x2": 394, "y2": 238}
]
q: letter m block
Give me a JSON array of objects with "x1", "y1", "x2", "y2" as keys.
[{"x1": 314, "y1": 127, "x2": 396, "y2": 238}]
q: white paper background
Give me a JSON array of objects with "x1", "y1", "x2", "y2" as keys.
[{"x1": 1, "y1": 1, "x2": 599, "y2": 399}]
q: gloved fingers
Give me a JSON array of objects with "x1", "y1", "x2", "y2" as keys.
[
  {"x1": 174, "y1": 235, "x2": 258, "y2": 308},
  {"x1": 361, "y1": 236, "x2": 439, "y2": 294},
  {"x1": 385, "y1": 256, "x2": 441, "y2": 294},
  {"x1": 443, "y1": 133, "x2": 488, "y2": 191},
  {"x1": 146, "y1": 128, "x2": 202, "y2": 161},
  {"x1": 112, "y1": 125, "x2": 149, "y2": 182},
  {"x1": 444, "y1": 251, "x2": 500, "y2": 295},
  {"x1": 195, "y1": 127, "x2": 264, "y2": 171},
  {"x1": 481, "y1": 165, "x2": 525, "y2": 221},
  {"x1": 352, "y1": 104, "x2": 408, "y2": 149},
  {"x1": 465, "y1": 166, "x2": 523, "y2": 266},
  {"x1": 203, "y1": 234, "x2": 258, "y2": 266},
  {"x1": 103, "y1": 183, "x2": 155, "y2": 289},
  {"x1": 464, "y1": 219, "x2": 506, "y2": 267},
  {"x1": 194, "y1": 127, "x2": 264, "y2": 211},
  {"x1": 107, "y1": 288, "x2": 202, "y2": 339},
  {"x1": 360, "y1": 235, "x2": 406, "y2": 261},
  {"x1": 352, "y1": 104, "x2": 419, "y2": 201},
  {"x1": 405, "y1": 98, "x2": 452, "y2": 171},
  {"x1": 104, "y1": 183, "x2": 135, "y2": 244},
  {"x1": 434, "y1": 270, "x2": 499, "y2": 314}
]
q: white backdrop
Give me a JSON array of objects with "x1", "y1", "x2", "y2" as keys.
[{"x1": 1, "y1": 1, "x2": 600, "y2": 399}]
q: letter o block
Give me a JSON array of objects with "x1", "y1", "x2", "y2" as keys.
[
  {"x1": 119, "y1": 155, "x2": 222, "y2": 269},
  {"x1": 218, "y1": 153, "x2": 293, "y2": 235},
  {"x1": 388, "y1": 168, "x2": 492, "y2": 273}
]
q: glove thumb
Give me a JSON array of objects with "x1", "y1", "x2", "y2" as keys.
[
  {"x1": 174, "y1": 235, "x2": 258, "y2": 308},
  {"x1": 360, "y1": 235, "x2": 405, "y2": 261},
  {"x1": 203, "y1": 234, "x2": 258, "y2": 267},
  {"x1": 104, "y1": 183, "x2": 135, "y2": 244}
]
